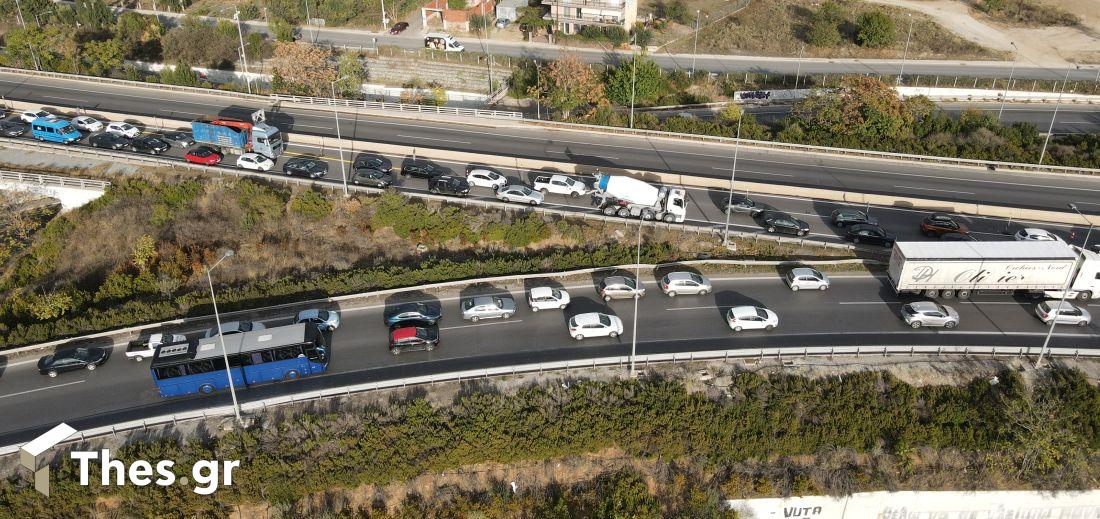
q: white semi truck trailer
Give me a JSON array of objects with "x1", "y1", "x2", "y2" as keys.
[{"x1": 887, "y1": 241, "x2": 1100, "y2": 301}]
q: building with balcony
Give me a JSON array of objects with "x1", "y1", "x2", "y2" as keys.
[
  {"x1": 422, "y1": 0, "x2": 497, "y2": 32},
  {"x1": 542, "y1": 0, "x2": 637, "y2": 35}
]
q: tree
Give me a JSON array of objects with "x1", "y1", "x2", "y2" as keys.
[
  {"x1": 333, "y1": 52, "x2": 365, "y2": 98},
  {"x1": 791, "y1": 75, "x2": 913, "y2": 142},
  {"x1": 606, "y1": 26, "x2": 629, "y2": 47},
  {"x1": 162, "y1": 17, "x2": 238, "y2": 68},
  {"x1": 246, "y1": 32, "x2": 272, "y2": 61},
  {"x1": 447, "y1": 0, "x2": 467, "y2": 9},
  {"x1": 270, "y1": 41, "x2": 335, "y2": 96},
  {"x1": 115, "y1": 12, "x2": 165, "y2": 61},
  {"x1": 632, "y1": 26, "x2": 653, "y2": 48},
  {"x1": 659, "y1": 0, "x2": 690, "y2": 25},
  {"x1": 81, "y1": 39, "x2": 123, "y2": 76},
  {"x1": 856, "y1": 10, "x2": 896, "y2": 48},
  {"x1": 75, "y1": 0, "x2": 114, "y2": 29},
  {"x1": 160, "y1": 61, "x2": 199, "y2": 86},
  {"x1": 533, "y1": 54, "x2": 605, "y2": 119},
  {"x1": 603, "y1": 56, "x2": 664, "y2": 106},
  {"x1": 270, "y1": 18, "x2": 296, "y2": 42},
  {"x1": 130, "y1": 234, "x2": 158, "y2": 271},
  {"x1": 806, "y1": 3, "x2": 844, "y2": 47}
]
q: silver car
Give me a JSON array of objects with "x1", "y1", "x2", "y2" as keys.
[
  {"x1": 204, "y1": 320, "x2": 266, "y2": 338},
  {"x1": 1034, "y1": 300, "x2": 1091, "y2": 326},
  {"x1": 900, "y1": 301, "x2": 959, "y2": 329},
  {"x1": 296, "y1": 309, "x2": 341, "y2": 331},
  {"x1": 660, "y1": 271, "x2": 711, "y2": 296},
  {"x1": 598, "y1": 275, "x2": 645, "y2": 301},
  {"x1": 496, "y1": 185, "x2": 544, "y2": 205},
  {"x1": 461, "y1": 295, "x2": 517, "y2": 321},
  {"x1": 785, "y1": 267, "x2": 830, "y2": 291}
]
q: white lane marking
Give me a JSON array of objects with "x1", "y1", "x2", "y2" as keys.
[
  {"x1": 293, "y1": 123, "x2": 332, "y2": 130},
  {"x1": 838, "y1": 301, "x2": 895, "y2": 305},
  {"x1": 160, "y1": 109, "x2": 205, "y2": 116},
  {"x1": 895, "y1": 185, "x2": 975, "y2": 195},
  {"x1": 666, "y1": 306, "x2": 715, "y2": 311},
  {"x1": 396, "y1": 134, "x2": 470, "y2": 145},
  {"x1": 716, "y1": 167, "x2": 793, "y2": 177},
  {"x1": 440, "y1": 319, "x2": 524, "y2": 330},
  {"x1": 43, "y1": 95, "x2": 86, "y2": 103},
  {"x1": 0, "y1": 380, "x2": 85, "y2": 399}
]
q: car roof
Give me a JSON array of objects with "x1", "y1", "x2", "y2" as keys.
[
  {"x1": 790, "y1": 267, "x2": 818, "y2": 276},
  {"x1": 530, "y1": 286, "x2": 554, "y2": 297},
  {"x1": 572, "y1": 312, "x2": 607, "y2": 325},
  {"x1": 297, "y1": 309, "x2": 321, "y2": 319},
  {"x1": 665, "y1": 271, "x2": 698, "y2": 281},
  {"x1": 729, "y1": 306, "x2": 765, "y2": 317},
  {"x1": 908, "y1": 301, "x2": 942, "y2": 312},
  {"x1": 391, "y1": 327, "x2": 418, "y2": 340}
]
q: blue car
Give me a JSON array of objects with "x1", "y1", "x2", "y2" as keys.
[
  {"x1": 30, "y1": 116, "x2": 82, "y2": 144},
  {"x1": 384, "y1": 302, "x2": 442, "y2": 327}
]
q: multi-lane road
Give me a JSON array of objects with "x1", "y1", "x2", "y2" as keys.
[
  {"x1": 0, "y1": 272, "x2": 1097, "y2": 446},
  {"x1": 2, "y1": 71, "x2": 1099, "y2": 217}
]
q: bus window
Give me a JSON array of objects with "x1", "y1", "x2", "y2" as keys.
[{"x1": 154, "y1": 365, "x2": 185, "y2": 379}]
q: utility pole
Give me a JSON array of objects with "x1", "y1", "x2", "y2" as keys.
[
  {"x1": 330, "y1": 77, "x2": 350, "y2": 196},
  {"x1": 629, "y1": 222, "x2": 641, "y2": 377},
  {"x1": 691, "y1": 10, "x2": 701, "y2": 75},
  {"x1": 233, "y1": 11, "x2": 253, "y2": 94},
  {"x1": 304, "y1": 0, "x2": 315, "y2": 43},
  {"x1": 997, "y1": 42, "x2": 1018, "y2": 121},
  {"x1": 206, "y1": 250, "x2": 243, "y2": 426},
  {"x1": 794, "y1": 44, "x2": 804, "y2": 89},
  {"x1": 1039, "y1": 64, "x2": 1075, "y2": 165},
  {"x1": 896, "y1": 14, "x2": 913, "y2": 86},
  {"x1": 629, "y1": 34, "x2": 638, "y2": 129},
  {"x1": 722, "y1": 116, "x2": 744, "y2": 246}
]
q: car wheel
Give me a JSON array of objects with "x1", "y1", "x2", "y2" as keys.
[
  {"x1": 819, "y1": 285, "x2": 828, "y2": 291},
  {"x1": 609, "y1": 331, "x2": 619, "y2": 338},
  {"x1": 885, "y1": 242, "x2": 894, "y2": 248},
  {"x1": 767, "y1": 226, "x2": 777, "y2": 233},
  {"x1": 945, "y1": 321, "x2": 957, "y2": 329},
  {"x1": 667, "y1": 291, "x2": 676, "y2": 297},
  {"x1": 285, "y1": 370, "x2": 300, "y2": 379},
  {"x1": 1077, "y1": 291, "x2": 1092, "y2": 302},
  {"x1": 925, "y1": 231, "x2": 936, "y2": 238},
  {"x1": 92, "y1": 142, "x2": 100, "y2": 148},
  {"x1": 574, "y1": 334, "x2": 584, "y2": 340},
  {"x1": 86, "y1": 363, "x2": 97, "y2": 371},
  {"x1": 286, "y1": 170, "x2": 293, "y2": 176},
  {"x1": 733, "y1": 326, "x2": 743, "y2": 332},
  {"x1": 502, "y1": 312, "x2": 512, "y2": 319},
  {"x1": 790, "y1": 285, "x2": 800, "y2": 292},
  {"x1": 199, "y1": 384, "x2": 215, "y2": 395},
  {"x1": 559, "y1": 304, "x2": 567, "y2": 310},
  {"x1": 569, "y1": 191, "x2": 580, "y2": 198},
  {"x1": 134, "y1": 355, "x2": 144, "y2": 362},
  {"x1": 531, "y1": 306, "x2": 539, "y2": 312},
  {"x1": 426, "y1": 344, "x2": 436, "y2": 351},
  {"x1": 910, "y1": 321, "x2": 922, "y2": 329},
  {"x1": 539, "y1": 188, "x2": 548, "y2": 195},
  {"x1": 797, "y1": 230, "x2": 807, "y2": 237},
  {"x1": 503, "y1": 197, "x2": 511, "y2": 202},
  {"x1": 391, "y1": 348, "x2": 401, "y2": 355},
  {"x1": 603, "y1": 295, "x2": 612, "y2": 302},
  {"x1": 471, "y1": 316, "x2": 479, "y2": 322},
  {"x1": 765, "y1": 325, "x2": 774, "y2": 331},
  {"x1": 529, "y1": 200, "x2": 538, "y2": 205},
  {"x1": 836, "y1": 222, "x2": 846, "y2": 228},
  {"x1": 47, "y1": 370, "x2": 58, "y2": 378},
  {"x1": 699, "y1": 289, "x2": 709, "y2": 296},
  {"x1": 1079, "y1": 320, "x2": 1089, "y2": 327}
]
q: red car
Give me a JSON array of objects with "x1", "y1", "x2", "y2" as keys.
[
  {"x1": 184, "y1": 146, "x2": 223, "y2": 165},
  {"x1": 389, "y1": 22, "x2": 409, "y2": 34}
]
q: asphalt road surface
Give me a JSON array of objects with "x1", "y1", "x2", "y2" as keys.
[
  {"x1": 1, "y1": 273, "x2": 1097, "y2": 446},
  {"x1": 2, "y1": 71, "x2": 1099, "y2": 217}
]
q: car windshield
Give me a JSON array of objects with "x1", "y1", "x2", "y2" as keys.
[
  {"x1": 73, "y1": 348, "x2": 91, "y2": 361},
  {"x1": 690, "y1": 273, "x2": 704, "y2": 283},
  {"x1": 902, "y1": 304, "x2": 918, "y2": 315},
  {"x1": 754, "y1": 308, "x2": 768, "y2": 319},
  {"x1": 810, "y1": 269, "x2": 823, "y2": 279},
  {"x1": 315, "y1": 310, "x2": 329, "y2": 320},
  {"x1": 598, "y1": 314, "x2": 611, "y2": 326},
  {"x1": 551, "y1": 289, "x2": 562, "y2": 299}
]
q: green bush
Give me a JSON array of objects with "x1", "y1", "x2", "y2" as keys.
[
  {"x1": 855, "y1": 10, "x2": 895, "y2": 48},
  {"x1": 632, "y1": 26, "x2": 653, "y2": 48},
  {"x1": 659, "y1": 0, "x2": 691, "y2": 25},
  {"x1": 159, "y1": 61, "x2": 199, "y2": 86},
  {"x1": 606, "y1": 26, "x2": 629, "y2": 46},
  {"x1": 289, "y1": 189, "x2": 333, "y2": 220},
  {"x1": 236, "y1": 3, "x2": 261, "y2": 20}
]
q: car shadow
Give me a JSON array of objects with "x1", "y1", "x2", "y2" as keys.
[{"x1": 712, "y1": 290, "x2": 766, "y2": 322}]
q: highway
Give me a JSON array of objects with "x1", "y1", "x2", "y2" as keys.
[
  {"x1": 127, "y1": 7, "x2": 1100, "y2": 81},
  {"x1": 2, "y1": 71, "x2": 1099, "y2": 217},
  {"x1": 0, "y1": 272, "x2": 1097, "y2": 446}
]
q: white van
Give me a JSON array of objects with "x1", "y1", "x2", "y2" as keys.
[{"x1": 424, "y1": 32, "x2": 464, "y2": 52}]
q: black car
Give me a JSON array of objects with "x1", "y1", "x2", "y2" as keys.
[
  {"x1": 163, "y1": 131, "x2": 196, "y2": 146},
  {"x1": 389, "y1": 322, "x2": 439, "y2": 354},
  {"x1": 845, "y1": 223, "x2": 896, "y2": 247},
  {"x1": 830, "y1": 208, "x2": 878, "y2": 228},
  {"x1": 759, "y1": 211, "x2": 810, "y2": 236},
  {"x1": 0, "y1": 120, "x2": 28, "y2": 137},
  {"x1": 401, "y1": 159, "x2": 448, "y2": 179},
  {"x1": 283, "y1": 157, "x2": 329, "y2": 179},
  {"x1": 38, "y1": 347, "x2": 108, "y2": 377},
  {"x1": 428, "y1": 175, "x2": 470, "y2": 197},
  {"x1": 129, "y1": 136, "x2": 170, "y2": 155},
  {"x1": 89, "y1": 132, "x2": 130, "y2": 149},
  {"x1": 353, "y1": 154, "x2": 392, "y2": 174},
  {"x1": 725, "y1": 194, "x2": 763, "y2": 216},
  {"x1": 351, "y1": 167, "x2": 394, "y2": 187},
  {"x1": 384, "y1": 302, "x2": 442, "y2": 326}
]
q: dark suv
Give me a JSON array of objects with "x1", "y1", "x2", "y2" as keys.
[
  {"x1": 283, "y1": 157, "x2": 329, "y2": 179},
  {"x1": 428, "y1": 175, "x2": 470, "y2": 197},
  {"x1": 401, "y1": 159, "x2": 448, "y2": 179},
  {"x1": 830, "y1": 208, "x2": 878, "y2": 228}
]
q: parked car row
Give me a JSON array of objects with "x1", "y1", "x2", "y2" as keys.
[{"x1": 37, "y1": 309, "x2": 341, "y2": 377}]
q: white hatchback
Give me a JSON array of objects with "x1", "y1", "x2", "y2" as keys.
[
  {"x1": 466, "y1": 168, "x2": 507, "y2": 190},
  {"x1": 105, "y1": 121, "x2": 140, "y2": 138},
  {"x1": 785, "y1": 267, "x2": 830, "y2": 291},
  {"x1": 1014, "y1": 228, "x2": 1063, "y2": 242},
  {"x1": 236, "y1": 153, "x2": 274, "y2": 172},
  {"x1": 71, "y1": 116, "x2": 103, "y2": 132},
  {"x1": 20, "y1": 109, "x2": 51, "y2": 123},
  {"x1": 528, "y1": 287, "x2": 570, "y2": 311},
  {"x1": 568, "y1": 312, "x2": 623, "y2": 340},
  {"x1": 726, "y1": 306, "x2": 778, "y2": 332}
]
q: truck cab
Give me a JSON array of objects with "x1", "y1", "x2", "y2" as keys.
[{"x1": 1068, "y1": 246, "x2": 1100, "y2": 300}]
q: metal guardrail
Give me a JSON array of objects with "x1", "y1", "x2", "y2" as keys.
[
  {"x1": 530, "y1": 119, "x2": 1100, "y2": 176},
  {"x1": 0, "y1": 170, "x2": 111, "y2": 190},
  {"x1": 1, "y1": 342, "x2": 1094, "y2": 457},
  {"x1": 0, "y1": 67, "x2": 265, "y2": 101},
  {"x1": 270, "y1": 94, "x2": 524, "y2": 119}
]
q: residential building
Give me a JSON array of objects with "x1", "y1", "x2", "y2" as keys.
[
  {"x1": 542, "y1": 0, "x2": 637, "y2": 35},
  {"x1": 421, "y1": 0, "x2": 497, "y2": 32}
]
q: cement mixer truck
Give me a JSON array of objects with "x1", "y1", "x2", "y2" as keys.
[{"x1": 592, "y1": 173, "x2": 687, "y2": 223}]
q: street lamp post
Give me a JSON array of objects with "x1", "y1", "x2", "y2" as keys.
[
  {"x1": 629, "y1": 222, "x2": 641, "y2": 377},
  {"x1": 896, "y1": 14, "x2": 913, "y2": 86},
  {"x1": 629, "y1": 34, "x2": 638, "y2": 129},
  {"x1": 205, "y1": 250, "x2": 243, "y2": 425},
  {"x1": 330, "y1": 76, "x2": 351, "y2": 196},
  {"x1": 794, "y1": 44, "x2": 804, "y2": 89},
  {"x1": 1039, "y1": 64, "x2": 1075, "y2": 165},
  {"x1": 1034, "y1": 276, "x2": 1074, "y2": 369},
  {"x1": 233, "y1": 11, "x2": 253, "y2": 94},
  {"x1": 691, "y1": 10, "x2": 701, "y2": 75},
  {"x1": 997, "y1": 42, "x2": 1018, "y2": 121},
  {"x1": 304, "y1": 0, "x2": 315, "y2": 43},
  {"x1": 1068, "y1": 202, "x2": 1095, "y2": 250},
  {"x1": 721, "y1": 116, "x2": 745, "y2": 246}
]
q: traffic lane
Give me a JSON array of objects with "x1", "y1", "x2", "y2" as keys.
[{"x1": 7, "y1": 73, "x2": 1100, "y2": 215}]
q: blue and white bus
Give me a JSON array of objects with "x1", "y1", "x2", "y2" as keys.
[
  {"x1": 30, "y1": 116, "x2": 82, "y2": 144},
  {"x1": 150, "y1": 323, "x2": 328, "y2": 398}
]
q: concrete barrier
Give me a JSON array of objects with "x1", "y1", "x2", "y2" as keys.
[{"x1": 4, "y1": 99, "x2": 1098, "y2": 227}]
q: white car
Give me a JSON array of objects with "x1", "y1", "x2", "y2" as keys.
[
  {"x1": 465, "y1": 168, "x2": 507, "y2": 190},
  {"x1": 20, "y1": 109, "x2": 51, "y2": 123},
  {"x1": 659, "y1": 271, "x2": 712, "y2": 296},
  {"x1": 105, "y1": 121, "x2": 140, "y2": 138},
  {"x1": 568, "y1": 312, "x2": 623, "y2": 340},
  {"x1": 1014, "y1": 228, "x2": 1063, "y2": 242},
  {"x1": 71, "y1": 116, "x2": 103, "y2": 132},
  {"x1": 527, "y1": 287, "x2": 570, "y2": 311},
  {"x1": 496, "y1": 184, "x2": 544, "y2": 205},
  {"x1": 726, "y1": 306, "x2": 778, "y2": 332},
  {"x1": 237, "y1": 153, "x2": 274, "y2": 172},
  {"x1": 785, "y1": 267, "x2": 830, "y2": 291},
  {"x1": 1034, "y1": 300, "x2": 1091, "y2": 326}
]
